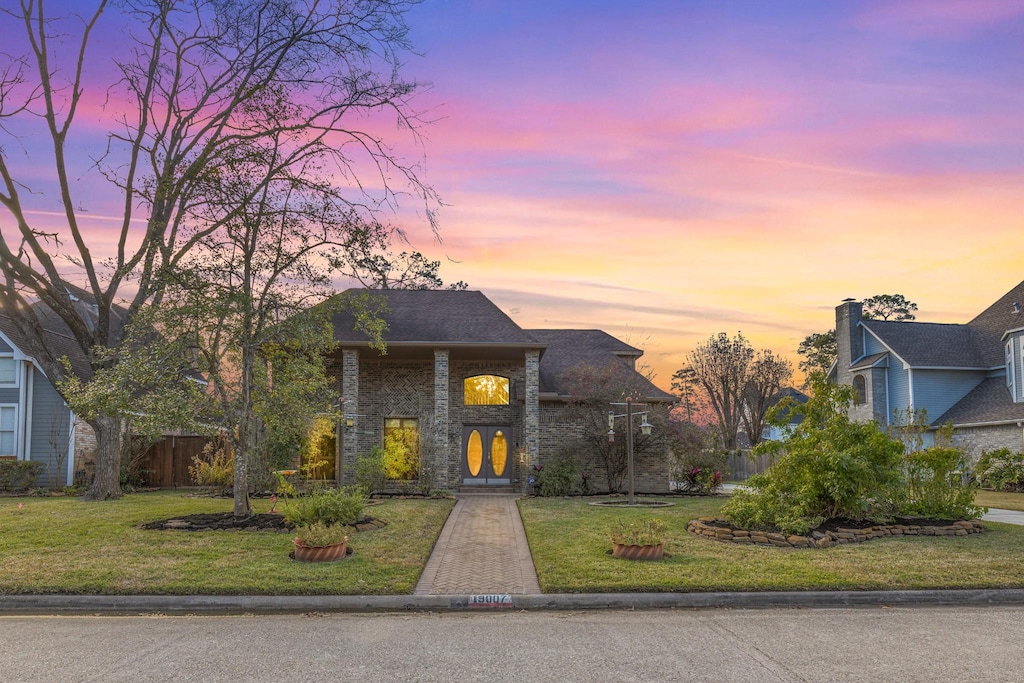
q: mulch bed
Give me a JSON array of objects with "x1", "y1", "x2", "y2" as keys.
[{"x1": 140, "y1": 513, "x2": 386, "y2": 533}]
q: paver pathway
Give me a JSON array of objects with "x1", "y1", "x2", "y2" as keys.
[{"x1": 414, "y1": 494, "x2": 541, "y2": 595}]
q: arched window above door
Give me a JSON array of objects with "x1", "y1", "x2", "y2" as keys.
[{"x1": 464, "y1": 375, "x2": 510, "y2": 405}]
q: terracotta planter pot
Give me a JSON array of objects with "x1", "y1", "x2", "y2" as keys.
[
  {"x1": 612, "y1": 542, "x2": 664, "y2": 561},
  {"x1": 292, "y1": 538, "x2": 348, "y2": 563}
]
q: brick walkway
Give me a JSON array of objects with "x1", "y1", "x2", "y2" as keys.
[{"x1": 414, "y1": 494, "x2": 541, "y2": 595}]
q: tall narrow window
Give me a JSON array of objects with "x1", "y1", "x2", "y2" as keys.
[
  {"x1": 0, "y1": 406, "x2": 16, "y2": 456},
  {"x1": 852, "y1": 375, "x2": 866, "y2": 405},
  {"x1": 464, "y1": 375, "x2": 510, "y2": 405},
  {"x1": 384, "y1": 418, "x2": 419, "y2": 480},
  {"x1": 301, "y1": 417, "x2": 336, "y2": 481},
  {"x1": 1009, "y1": 340, "x2": 1018, "y2": 399}
]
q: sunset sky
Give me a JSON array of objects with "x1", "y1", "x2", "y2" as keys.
[
  {"x1": 395, "y1": 0, "x2": 1024, "y2": 387},
  {"x1": 7, "y1": 0, "x2": 1024, "y2": 390}
]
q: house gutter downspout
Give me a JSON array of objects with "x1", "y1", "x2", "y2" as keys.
[{"x1": 907, "y1": 368, "x2": 915, "y2": 415}]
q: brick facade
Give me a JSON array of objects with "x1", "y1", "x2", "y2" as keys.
[
  {"x1": 331, "y1": 350, "x2": 671, "y2": 493},
  {"x1": 538, "y1": 402, "x2": 671, "y2": 493}
]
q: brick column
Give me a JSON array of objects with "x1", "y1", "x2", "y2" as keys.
[
  {"x1": 523, "y1": 349, "x2": 540, "y2": 491},
  {"x1": 433, "y1": 349, "x2": 450, "y2": 488},
  {"x1": 341, "y1": 348, "x2": 359, "y2": 484}
]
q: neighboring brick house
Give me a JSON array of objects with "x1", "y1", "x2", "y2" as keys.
[
  {"x1": 830, "y1": 280, "x2": 1024, "y2": 455},
  {"x1": 326, "y1": 289, "x2": 675, "y2": 493}
]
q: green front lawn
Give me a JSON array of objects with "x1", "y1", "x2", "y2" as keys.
[
  {"x1": 975, "y1": 490, "x2": 1024, "y2": 512},
  {"x1": 519, "y1": 496, "x2": 1024, "y2": 593},
  {"x1": 0, "y1": 491, "x2": 453, "y2": 595}
]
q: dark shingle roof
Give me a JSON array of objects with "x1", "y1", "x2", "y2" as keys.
[
  {"x1": 330, "y1": 290, "x2": 541, "y2": 346},
  {"x1": 526, "y1": 329, "x2": 674, "y2": 401},
  {"x1": 0, "y1": 308, "x2": 99, "y2": 382},
  {"x1": 934, "y1": 378, "x2": 1024, "y2": 426},
  {"x1": 860, "y1": 320, "x2": 986, "y2": 368},
  {"x1": 968, "y1": 280, "x2": 1024, "y2": 367},
  {"x1": 850, "y1": 351, "x2": 889, "y2": 370}
]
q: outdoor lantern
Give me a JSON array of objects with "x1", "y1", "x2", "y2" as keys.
[
  {"x1": 345, "y1": 416, "x2": 355, "y2": 428},
  {"x1": 607, "y1": 429, "x2": 615, "y2": 444},
  {"x1": 608, "y1": 411, "x2": 615, "y2": 430},
  {"x1": 640, "y1": 417, "x2": 653, "y2": 436}
]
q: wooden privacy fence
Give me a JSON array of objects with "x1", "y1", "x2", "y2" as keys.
[
  {"x1": 137, "y1": 436, "x2": 216, "y2": 488},
  {"x1": 726, "y1": 449, "x2": 776, "y2": 481}
]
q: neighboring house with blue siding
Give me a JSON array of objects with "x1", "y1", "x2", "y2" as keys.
[
  {"x1": 0, "y1": 316, "x2": 83, "y2": 487},
  {"x1": 830, "y1": 281, "x2": 1024, "y2": 454}
]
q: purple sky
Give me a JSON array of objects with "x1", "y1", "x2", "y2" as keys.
[{"x1": 6, "y1": 0, "x2": 1023, "y2": 387}]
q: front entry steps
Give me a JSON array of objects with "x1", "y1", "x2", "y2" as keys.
[{"x1": 458, "y1": 484, "x2": 519, "y2": 495}]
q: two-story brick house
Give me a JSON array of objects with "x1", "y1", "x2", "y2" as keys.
[{"x1": 326, "y1": 289, "x2": 675, "y2": 492}]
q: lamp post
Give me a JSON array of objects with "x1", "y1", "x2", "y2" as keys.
[{"x1": 607, "y1": 397, "x2": 653, "y2": 505}]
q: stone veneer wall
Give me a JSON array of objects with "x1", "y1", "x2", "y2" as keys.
[
  {"x1": 72, "y1": 415, "x2": 97, "y2": 484},
  {"x1": 688, "y1": 517, "x2": 984, "y2": 548},
  {"x1": 952, "y1": 424, "x2": 1024, "y2": 459}
]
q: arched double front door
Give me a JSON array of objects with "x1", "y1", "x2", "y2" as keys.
[{"x1": 461, "y1": 426, "x2": 511, "y2": 485}]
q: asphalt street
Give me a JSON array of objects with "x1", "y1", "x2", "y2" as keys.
[{"x1": 2, "y1": 605, "x2": 1022, "y2": 682}]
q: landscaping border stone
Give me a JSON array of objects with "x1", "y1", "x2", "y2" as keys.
[{"x1": 687, "y1": 517, "x2": 985, "y2": 548}]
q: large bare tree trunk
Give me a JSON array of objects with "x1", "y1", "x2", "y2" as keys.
[{"x1": 82, "y1": 415, "x2": 123, "y2": 501}]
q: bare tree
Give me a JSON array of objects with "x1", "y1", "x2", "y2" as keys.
[
  {"x1": 740, "y1": 350, "x2": 793, "y2": 447},
  {"x1": 677, "y1": 333, "x2": 753, "y2": 450},
  {"x1": 0, "y1": 0, "x2": 436, "y2": 499}
]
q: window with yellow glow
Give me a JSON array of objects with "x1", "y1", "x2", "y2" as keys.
[
  {"x1": 464, "y1": 375, "x2": 510, "y2": 405},
  {"x1": 384, "y1": 418, "x2": 419, "y2": 480}
]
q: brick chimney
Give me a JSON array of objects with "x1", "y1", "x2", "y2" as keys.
[{"x1": 835, "y1": 298, "x2": 863, "y2": 384}]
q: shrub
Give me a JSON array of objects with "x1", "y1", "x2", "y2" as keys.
[
  {"x1": 293, "y1": 521, "x2": 348, "y2": 548},
  {"x1": 974, "y1": 448, "x2": 1024, "y2": 492},
  {"x1": 722, "y1": 378, "x2": 906, "y2": 535},
  {"x1": 283, "y1": 486, "x2": 366, "y2": 527},
  {"x1": 610, "y1": 518, "x2": 666, "y2": 546},
  {"x1": 354, "y1": 447, "x2": 386, "y2": 495},
  {"x1": 673, "y1": 465, "x2": 724, "y2": 494},
  {"x1": 534, "y1": 453, "x2": 583, "y2": 496},
  {"x1": 0, "y1": 461, "x2": 45, "y2": 492},
  {"x1": 188, "y1": 443, "x2": 235, "y2": 489},
  {"x1": 900, "y1": 446, "x2": 983, "y2": 520}
]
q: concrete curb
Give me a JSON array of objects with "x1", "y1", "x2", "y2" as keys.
[{"x1": 5, "y1": 589, "x2": 1024, "y2": 615}]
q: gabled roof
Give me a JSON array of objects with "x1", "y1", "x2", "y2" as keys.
[
  {"x1": 933, "y1": 378, "x2": 1024, "y2": 426},
  {"x1": 526, "y1": 329, "x2": 675, "y2": 402},
  {"x1": 968, "y1": 280, "x2": 1024, "y2": 366},
  {"x1": 770, "y1": 386, "x2": 809, "y2": 425},
  {"x1": 329, "y1": 289, "x2": 542, "y2": 347},
  {"x1": 860, "y1": 320, "x2": 986, "y2": 368},
  {"x1": 0, "y1": 304, "x2": 101, "y2": 382}
]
